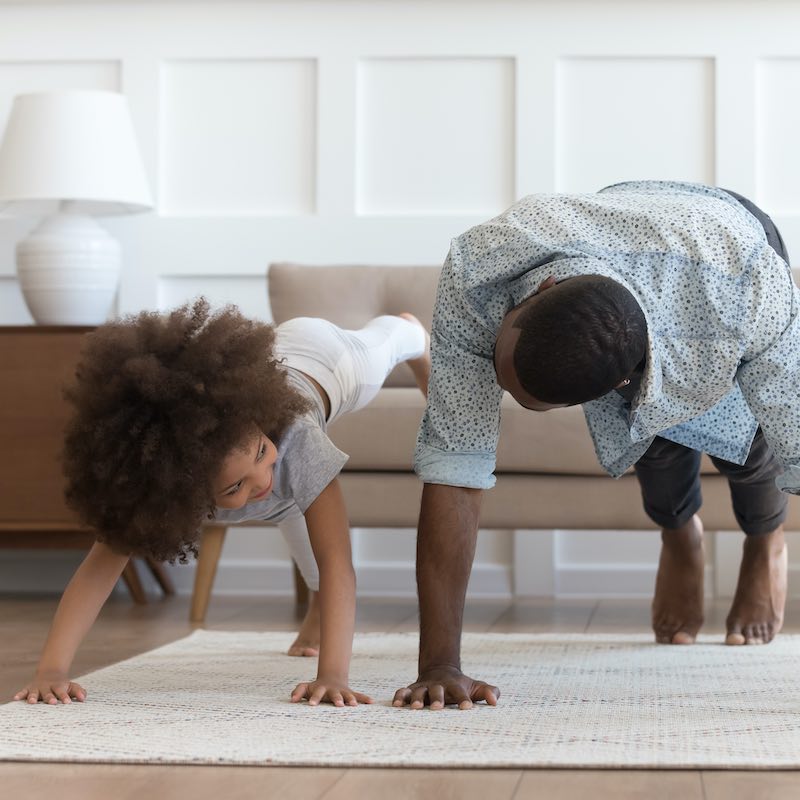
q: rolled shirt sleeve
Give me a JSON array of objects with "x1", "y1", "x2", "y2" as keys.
[{"x1": 414, "y1": 250, "x2": 505, "y2": 489}]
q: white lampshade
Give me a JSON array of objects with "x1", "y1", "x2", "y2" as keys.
[
  {"x1": 0, "y1": 90, "x2": 152, "y2": 325},
  {"x1": 0, "y1": 90, "x2": 152, "y2": 215}
]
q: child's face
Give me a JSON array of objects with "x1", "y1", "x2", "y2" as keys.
[{"x1": 213, "y1": 431, "x2": 278, "y2": 509}]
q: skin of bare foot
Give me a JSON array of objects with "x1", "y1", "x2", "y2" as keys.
[
  {"x1": 725, "y1": 526, "x2": 787, "y2": 646},
  {"x1": 288, "y1": 590, "x2": 320, "y2": 657},
  {"x1": 652, "y1": 514, "x2": 705, "y2": 645},
  {"x1": 397, "y1": 312, "x2": 431, "y2": 397}
]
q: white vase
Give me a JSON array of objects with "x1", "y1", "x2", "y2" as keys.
[{"x1": 17, "y1": 212, "x2": 121, "y2": 325}]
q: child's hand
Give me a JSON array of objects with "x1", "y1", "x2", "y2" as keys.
[
  {"x1": 14, "y1": 672, "x2": 87, "y2": 705},
  {"x1": 290, "y1": 678, "x2": 373, "y2": 707}
]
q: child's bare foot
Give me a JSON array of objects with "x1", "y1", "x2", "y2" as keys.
[
  {"x1": 726, "y1": 526, "x2": 786, "y2": 645},
  {"x1": 652, "y1": 514, "x2": 705, "y2": 644},
  {"x1": 397, "y1": 312, "x2": 431, "y2": 396},
  {"x1": 288, "y1": 590, "x2": 320, "y2": 657}
]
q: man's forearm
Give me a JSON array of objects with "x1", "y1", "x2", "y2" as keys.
[{"x1": 416, "y1": 483, "x2": 482, "y2": 674}]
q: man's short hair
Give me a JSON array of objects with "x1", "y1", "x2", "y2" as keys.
[{"x1": 513, "y1": 275, "x2": 647, "y2": 405}]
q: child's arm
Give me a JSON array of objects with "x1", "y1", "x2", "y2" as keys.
[
  {"x1": 13, "y1": 540, "x2": 130, "y2": 705},
  {"x1": 289, "y1": 477, "x2": 372, "y2": 707}
]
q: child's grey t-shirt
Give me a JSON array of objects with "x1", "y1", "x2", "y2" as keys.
[{"x1": 212, "y1": 367, "x2": 348, "y2": 525}]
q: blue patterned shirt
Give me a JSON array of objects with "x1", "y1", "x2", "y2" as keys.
[{"x1": 414, "y1": 181, "x2": 800, "y2": 494}]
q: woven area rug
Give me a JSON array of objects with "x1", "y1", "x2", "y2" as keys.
[{"x1": 2, "y1": 630, "x2": 800, "y2": 768}]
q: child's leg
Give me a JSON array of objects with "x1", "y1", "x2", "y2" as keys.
[
  {"x1": 277, "y1": 512, "x2": 321, "y2": 657},
  {"x1": 327, "y1": 315, "x2": 427, "y2": 424}
]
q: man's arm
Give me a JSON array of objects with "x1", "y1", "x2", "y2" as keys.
[
  {"x1": 14, "y1": 540, "x2": 130, "y2": 704},
  {"x1": 392, "y1": 482, "x2": 500, "y2": 710}
]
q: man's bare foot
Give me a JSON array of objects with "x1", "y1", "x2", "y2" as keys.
[
  {"x1": 652, "y1": 515, "x2": 705, "y2": 644},
  {"x1": 726, "y1": 526, "x2": 787, "y2": 645},
  {"x1": 398, "y1": 312, "x2": 431, "y2": 396},
  {"x1": 288, "y1": 590, "x2": 320, "y2": 657}
]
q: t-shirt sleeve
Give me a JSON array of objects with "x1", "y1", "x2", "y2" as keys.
[
  {"x1": 413, "y1": 246, "x2": 504, "y2": 490},
  {"x1": 278, "y1": 419, "x2": 349, "y2": 512}
]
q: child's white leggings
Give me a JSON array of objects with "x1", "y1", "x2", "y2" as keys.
[{"x1": 273, "y1": 315, "x2": 426, "y2": 592}]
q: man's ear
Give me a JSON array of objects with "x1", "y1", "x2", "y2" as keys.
[{"x1": 535, "y1": 275, "x2": 557, "y2": 295}]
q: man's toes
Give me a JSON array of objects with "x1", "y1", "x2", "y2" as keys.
[{"x1": 725, "y1": 623, "x2": 746, "y2": 646}]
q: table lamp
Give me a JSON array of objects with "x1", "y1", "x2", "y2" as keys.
[{"x1": 0, "y1": 90, "x2": 152, "y2": 325}]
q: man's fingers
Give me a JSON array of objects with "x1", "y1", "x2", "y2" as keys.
[
  {"x1": 409, "y1": 685, "x2": 429, "y2": 709},
  {"x1": 446, "y1": 685, "x2": 472, "y2": 710},
  {"x1": 475, "y1": 683, "x2": 500, "y2": 706},
  {"x1": 392, "y1": 687, "x2": 412, "y2": 707},
  {"x1": 428, "y1": 684, "x2": 445, "y2": 710}
]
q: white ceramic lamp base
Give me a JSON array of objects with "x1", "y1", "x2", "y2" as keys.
[{"x1": 17, "y1": 212, "x2": 121, "y2": 325}]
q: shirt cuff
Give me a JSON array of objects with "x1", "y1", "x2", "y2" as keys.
[
  {"x1": 413, "y1": 445, "x2": 496, "y2": 490},
  {"x1": 776, "y1": 464, "x2": 800, "y2": 495}
]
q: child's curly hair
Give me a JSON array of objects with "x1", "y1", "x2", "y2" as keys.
[{"x1": 62, "y1": 298, "x2": 311, "y2": 563}]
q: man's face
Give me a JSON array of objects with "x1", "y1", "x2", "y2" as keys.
[
  {"x1": 493, "y1": 294, "x2": 569, "y2": 413},
  {"x1": 213, "y1": 431, "x2": 279, "y2": 509}
]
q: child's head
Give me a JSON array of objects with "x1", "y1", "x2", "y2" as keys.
[
  {"x1": 496, "y1": 275, "x2": 647, "y2": 408},
  {"x1": 63, "y1": 299, "x2": 310, "y2": 562}
]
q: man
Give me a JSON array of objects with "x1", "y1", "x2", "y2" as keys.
[{"x1": 392, "y1": 180, "x2": 799, "y2": 710}]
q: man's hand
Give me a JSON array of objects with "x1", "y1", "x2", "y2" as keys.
[
  {"x1": 14, "y1": 672, "x2": 87, "y2": 705},
  {"x1": 290, "y1": 678, "x2": 373, "y2": 707},
  {"x1": 392, "y1": 665, "x2": 500, "y2": 710}
]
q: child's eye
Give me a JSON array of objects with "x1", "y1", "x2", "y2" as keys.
[
  {"x1": 225, "y1": 481, "x2": 243, "y2": 496},
  {"x1": 256, "y1": 442, "x2": 267, "y2": 460}
]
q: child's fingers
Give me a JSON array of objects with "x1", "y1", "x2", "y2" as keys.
[
  {"x1": 330, "y1": 692, "x2": 344, "y2": 707},
  {"x1": 13, "y1": 688, "x2": 28, "y2": 701},
  {"x1": 42, "y1": 692, "x2": 58, "y2": 705},
  {"x1": 308, "y1": 685, "x2": 327, "y2": 706},
  {"x1": 69, "y1": 683, "x2": 87, "y2": 702},
  {"x1": 290, "y1": 682, "x2": 310, "y2": 702},
  {"x1": 54, "y1": 687, "x2": 72, "y2": 704},
  {"x1": 354, "y1": 692, "x2": 374, "y2": 704},
  {"x1": 26, "y1": 690, "x2": 40, "y2": 704}
]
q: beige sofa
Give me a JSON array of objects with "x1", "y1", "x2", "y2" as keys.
[{"x1": 189, "y1": 262, "x2": 799, "y2": 619}]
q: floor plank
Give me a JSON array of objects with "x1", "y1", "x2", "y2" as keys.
[
  {"x1": 325, "y1": 768, "x2": 522, "y2": 800},
  {"x1": 514, "y1": 770, "x2": 704, "y2": 800}
]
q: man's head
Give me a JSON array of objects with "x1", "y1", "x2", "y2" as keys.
[
  {"x1": 493, "y1": 275, "x2": 647, "y2": 410},
  {"x1": 62, "y1": 299, "x2": 310, "y2": 563}
]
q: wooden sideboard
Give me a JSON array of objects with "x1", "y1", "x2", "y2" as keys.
[{"x1": 0, "y1": 326, "x2": 173, "y2": 602}]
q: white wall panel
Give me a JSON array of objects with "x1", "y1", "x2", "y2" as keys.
[
  {"x1": 756, "y1": 59, "x2": 800, "y2": 214},
  {"x1": 556, "y1": 57, "x2": 715, "y2": 193},
  {"x1": 0, "y1": 59, "x2": 119, "y2": 132},
  {"x1": 356, "y1": 58, "x2": 515, "y2": 215},
  {"x1": 160, "y1": 59, "x2": 316, "y2": 216},
  {"x1": 157, "y1": 275, "x2": 273, "y2": 321}
]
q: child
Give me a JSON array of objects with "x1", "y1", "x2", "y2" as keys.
[{"x1": 14, "y1": 299, "x2": 430, "y2": 708}]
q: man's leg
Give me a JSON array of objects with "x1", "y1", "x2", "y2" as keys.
[
  {"x1": 709, "y1": 429, "x2": 788, "y2": 645},
  {"x1": 634, "y1": 438, "x2": 705, "y2": 644}
]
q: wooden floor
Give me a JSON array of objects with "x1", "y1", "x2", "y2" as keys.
[{"x1": 3, "y1": 592, "x2": 800, "y2": 799}]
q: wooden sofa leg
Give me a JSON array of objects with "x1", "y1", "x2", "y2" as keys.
[
  {"x1": 121, "y1": 559, "x2": 147, "y2": 604},
  {"x1": 144, "y1": 557, "x2": 175, "y2": 596},
  {"x1": 190, "y1": 525, "x2": 227, "y2": 623},
  {"x1": 293, "y1": 562, "x2": 309, "y2": 610}
]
